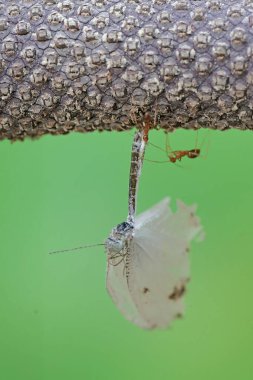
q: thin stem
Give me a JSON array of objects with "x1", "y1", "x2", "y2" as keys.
[{"x1": 127, "y1": 130, "x2": 146, "y2": 225}]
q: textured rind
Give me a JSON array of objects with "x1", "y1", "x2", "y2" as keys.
[{"x1": 1, "y1": 1, "x2": 253, "y2": 140}]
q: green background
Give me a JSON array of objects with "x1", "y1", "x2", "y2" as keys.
[{"x1": 0, "y1": 128, "x2": 252, "y2": 380}]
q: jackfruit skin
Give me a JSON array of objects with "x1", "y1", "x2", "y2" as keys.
[{"x1": 0, "y1": 0, "x2": 253, "y2": 140}]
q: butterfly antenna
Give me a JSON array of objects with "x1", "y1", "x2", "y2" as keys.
[{"x1": 49, "y1": 243, "x2": 105, "y2": 255}]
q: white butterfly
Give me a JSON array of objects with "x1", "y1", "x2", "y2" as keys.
[{"x1": 105, "y1": 197, "x2": 203, "y2": 330}]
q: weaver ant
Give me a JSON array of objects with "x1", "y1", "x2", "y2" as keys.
[
  {"x1": 130, "y1": 99, "x2": 158, "y2": 144},
  {"x1": 143, "y1": 113, "x2": 152, "y2": 143},
  {"x1": 146, "y1": 129, "x2": 202, "y2": 164},
  {"x1": 166, "y1": 147, "x2": 200, "y2": 163},
  {"x1": 131, "y1": 104, "x2": 203, "y2": 164}
]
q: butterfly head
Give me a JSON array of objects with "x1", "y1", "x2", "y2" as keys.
[{"x1": 105, "y1": 221, "x2": 134, "y2": 259}]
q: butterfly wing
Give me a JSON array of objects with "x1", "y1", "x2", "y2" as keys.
[
  {"x1": 127, "y1": 197, "x2": 203, "y2": 329},
  {"x1": 106, "y1": 255, "x2": 151, "y2": 329}
]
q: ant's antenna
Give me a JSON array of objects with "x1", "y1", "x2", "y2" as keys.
[{"x1": 49, "y1": 243, "x2": 105, "y2": 255}]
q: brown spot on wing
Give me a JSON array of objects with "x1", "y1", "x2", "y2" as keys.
[
  {"x1": 168, "y1": 285, "x2": 186, "y2": 300},
  {"x1": 143, "y1": 287, "x2": 150, "y2": 294}
]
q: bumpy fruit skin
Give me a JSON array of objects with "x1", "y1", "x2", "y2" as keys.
[{"x1": 1, "y1": 0, "x2": 253, "y2": 140}]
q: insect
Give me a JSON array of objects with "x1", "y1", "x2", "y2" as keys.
[
  {"x1": 130, "y1": 103, "x2": 158, "y2": 145},
  {"x1": 148, "y1": 131, "x2": 201, "y2": 164},
  {"x1": 131, "y1": 107, "x2": 201, "y2": 165},
  {"x1": 168, "y1": 148, "x2": 200, "y2": 163},
  {"x1": 165, "y1": 132, "x2": 201, "y2": 163},
  {"x1": 143, "y1": 113, "x2": 152, "y2": 144},
  {"x1": 105, "y1": 197, "x2": 203, "y2": 329},
  {"x1": 105, "y1": 129, "x2": 204, "y2": 329}
]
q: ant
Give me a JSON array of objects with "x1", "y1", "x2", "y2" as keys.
[
  {"x1": 167, "y1": 148, "x2": 200, "y2": 163},
  {"x1": 165, "y1": 132, "x2": 200, "y2": 163},
  {"x1": 130, "y1": 110, "x2": 155, "y2": 144},
  {"x1": 130, "y1": 95, "x2": 158, "y2": 144},
  {"x1": 148, "y1": 131, "x2": 202, "y2": 164},
  {"x1": 143, "y1": 113, "x2": 152, "y2": 143},
  {"x1": 130, "y1": 105, "x2": 202, "y2": 164}
]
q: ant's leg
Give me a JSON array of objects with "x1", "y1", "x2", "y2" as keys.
[
  {"x1": 145, "y1": 158, "x2": 170, "y2": 163},
  {"x1": 130, "y1": 108, "x2": 139, "y2": 129},
  {"x1": 165, "y1": 131, "x2": 174, "y2": 159},
  {"x1": 201, "y1": 129, "x2": 211, "y2": 160},
  {"x1": 194, "y1": 130, "x2": 199, "y2": 150},
  {"x1": 153, "y1": 97, "x2": 159, "y2": 128},
  {"x1": 144, "y1": 158, "x2": 183, "y2": 169},
  {"x1": 148, "y1": 141, "x2": 167, "y2": 153},
  {"x1": 130, "y1": 94, "x2": 142, "y2": 130}
]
